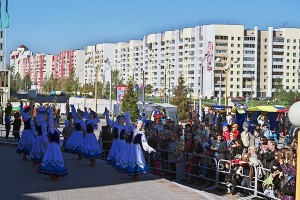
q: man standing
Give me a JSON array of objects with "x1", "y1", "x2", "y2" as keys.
[{"x1": 65, "y1": 101, "x2": 70, "y2": 116}]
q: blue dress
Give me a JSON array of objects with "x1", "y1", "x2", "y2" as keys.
[
  {"x1": 16, "y1": 104, "x2": 35, "y2": 155},
  {"x1": 64, "y1": 105, "x2": 85, "y2": 155},
  {"x1": 39, "y1": 129, "x2": 68, "y2": 177},
  {"x1": 81, "y1": 114, "x2": 102, "y2": 159},
  {"x1": 30, "y1": 122, "x2": 49, "y2": 163},
  {"x1": 113, "y1": 128, "x2": 155, "y2": 176},
  {"x1": 105, "y1": 111, "x2": 131, "y2": 164},
  {"x1": 39, "y1": 107, "x2": 68, "y2": 177}
]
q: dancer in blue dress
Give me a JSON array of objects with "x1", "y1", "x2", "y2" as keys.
[
  {"x1": 39, "y1": 107, "x2": 68, "y2": 180},
  {"x1": 30, "y1": 106, "x2": 49, "y2": 168},
  {"x1": 104, "y1": 108, "x2": 131, "y2": 164},
  {"x1": 16, "y1": 101, "x2": 35, "y2": 161},
  {"x1": 64, "y1": 105, "x2": 85, "y2": 159},
  {"x1": 81, "y1": 110, "x2": 102, "y2": 166},
  {"x1": 114, "y1": 119, "x2": 156, "y2": 180}
]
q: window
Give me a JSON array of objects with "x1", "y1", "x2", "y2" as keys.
[
  {"x1": 231, "y1": 44, "x2": 234, "y2": 47},
  {"x1": 238, "y1": 44, "x2": 241, "y2": 47},
  {"x1": 231, "y1": 37, "x2": 234, "y2": 40},
  {"x1": 265, "y1": 39, "x2": 267, "y2": 42},
  {"x1": 287, "y1": 39, "x2": 290, "y2": 43},
  {"x1": 238, "y1": 37, "x2": 241, "y2": 41}
]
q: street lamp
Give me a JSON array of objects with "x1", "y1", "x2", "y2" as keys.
[
  {"x1": 94, "y1": 65, "x2": 100, "y2": 112},
  {"x1": 288, "y1": 102, "x2": 300, "y2": 200},
  {"x1": 104, "y1": 58, "x2": 113, "y2": 112},
  {"x1": 216, "y1": 56, "x2": 238, "y2": 106},
  {"x1": 193, "y1": 54, "x2": 210, "y2": 122}
]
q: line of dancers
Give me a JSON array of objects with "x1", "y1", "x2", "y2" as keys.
[{"x1": 15, "y1": 101, "x2": 155, "y2": 181}]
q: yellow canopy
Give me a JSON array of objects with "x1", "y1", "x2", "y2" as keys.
[{"x1": 247, "y1": 106, "x2": 279, "y2": 112}]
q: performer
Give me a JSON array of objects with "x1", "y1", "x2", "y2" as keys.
[
  {"x1": 39, "y1": 107, "x2": 68, "y2": 180},
  {"x1": 64, "y1": 104, "x2": 86, "y2": 159},
  {"x1": 16, "y1": 101, "x2": 35, "y2": 161},
  {"x1": 81, "y1": 110, "x2": 102, "y2": 166},
  {"x1": 30, "y1": 106, "x2": 49, "y2": 168},
  {"x1": 104, "y1": 108, "x2": 131, "y2": 164},
  {"x1": 114, "y1": 119, "x2": 156, "y2": 180}
]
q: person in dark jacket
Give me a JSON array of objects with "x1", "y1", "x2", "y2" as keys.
[
  {"x1": 12, "y1": 112, "x2": 22, "y2": 140},
  {"x1": 211, "y1": 133, "x2": 227, "y2": 160}
]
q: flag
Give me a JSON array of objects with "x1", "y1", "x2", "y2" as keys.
[
  {"x1": 5, "y1": 0, "x2": 9, "y2": 28},
  {"x1": 0, "y1": 0, "x2": 2, "y2": 28}
]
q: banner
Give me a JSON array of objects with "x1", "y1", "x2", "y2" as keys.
[
  {"x1": 116, "y1": 85, "x2": 127, "y2": 104},
  {"x1": 207, "y1": 42, "x2": 213, "y2": 71}
]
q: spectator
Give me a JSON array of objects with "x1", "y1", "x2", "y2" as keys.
[
  {"x1": 230, "y1": 139, "x2": 246, "y2": 160},
  {"x1": 226, "y1": 112, "x2": 233, "y2": 131},
  {"x1": 168, "y1": 133, "x2": 179, "y2": 180},
  {"x1": 65, "y1": 101, "x2": 70, "y2": 116},
  {"x1": 253, "y1": 129, "x2": 261, "y2": 148},
  {"x1": 155, "y1": 119, "x2": 164, "y2": 132},
  {"x1": 241, "y1": 124, "x2": 251, "y2": 148},
  {"x1": 5, "y1": 113, "x2": 12, "y2": 140},
  {"x1": 230, "y1": 123, "x2": 240, "y2": 139},
  {"x1": 261, "y1": 124, "x2": 272, "y2": 140},
  {"x1": 207, "y1": 110, "x2": 215, "y2": 131},
  {"x1": 211, "y1": 133, "x2": 227, "y2": 160},
  {"x1": 12, "y1": 112, "x2": 22, "y2": 140},
  {"x1": 62, "y1": 120, "x2": 73, "y2": 147}
]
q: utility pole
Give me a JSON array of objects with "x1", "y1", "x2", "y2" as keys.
[
  {"x1": 94, "y1": 65, "x2": 99, "y2": 112},
  {"x1": 142, "y1": 70, "x2": 145, "y2": 105}
]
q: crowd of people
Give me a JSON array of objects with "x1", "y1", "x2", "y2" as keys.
[{"x1": 122, "y1": 108, "x2": 296, "y2": 200}]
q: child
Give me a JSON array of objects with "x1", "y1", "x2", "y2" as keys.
[
  {"x1": 12, "y1": 112, "x2": 22, "y2": 140},
  {"x1": 5, "y1": 113, "x2": 12, "y2": 140}
]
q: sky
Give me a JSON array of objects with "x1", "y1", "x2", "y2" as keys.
[{"x1": 4, "y1": 0, "x2": 300, "y2": 55}]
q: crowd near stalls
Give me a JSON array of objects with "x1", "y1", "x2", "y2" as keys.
[{"x1": 99, "y1": 106, "x2": 296, "y2": 199}]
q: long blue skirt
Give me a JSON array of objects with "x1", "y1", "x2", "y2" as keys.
[
  {"x1": 39, "y1": 142, "x2": 68, "y2": 177},
  {"x1": 16, "y1": 129, "x2": 35, "y2": 155},
  {"x1": 81, "y1": 133, "x2": 102, "y2": 159},
  {"x1": 113, "y1": 143, "x2": 149, "y2": 176},
  {"x1": 106, "y1": 139, "x2": 126, "y2": 164}
]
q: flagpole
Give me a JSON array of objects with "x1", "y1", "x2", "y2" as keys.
[{"x1": 3, "y1": 28, "x2": 6, "y2": 105}]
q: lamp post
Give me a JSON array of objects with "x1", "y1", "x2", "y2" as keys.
[
  {"x1": 104, "y1": 58, "x2": 113, "y2": 112},
  {"x1": 194, "y1": 54, "x2": 210, "y2": 122},
  {"x1": 217, "y1": 56, "x2": 238, "y2": 106},
  {"x1": 94, "y1": 65, "x2": 100, "y2": 112},
  {"x1": 288, "y1": 102, "x2": 300, "y2": 200}
]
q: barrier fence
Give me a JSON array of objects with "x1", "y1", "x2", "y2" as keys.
[{"x1": 0, "y1": 133, "x2": 290, "y2": 199}]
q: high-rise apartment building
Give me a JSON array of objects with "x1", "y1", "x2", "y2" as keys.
[{"x1": 84, "y1": 43, "x2": 115, "y2": 84}]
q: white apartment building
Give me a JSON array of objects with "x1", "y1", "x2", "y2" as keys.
[
  {"x1": 84, "y1": 43, "x2": 115, "y2": 84},
  {"x1": 10, "y1": 45, "x2": 33, "y2": 77},
  {"x1": 116, "y1": 40, "x2": 144, "y2": 84},
  {"x1": 259, "y1": 27, "x2": 300, "y2": 97},
  {"x1": 73, "y1": 50, "x2": 85, "y2": 84}
]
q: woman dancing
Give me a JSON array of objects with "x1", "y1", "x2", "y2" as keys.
[
  {"x1": 39, "y1": 107, "x2": 68, "y2": 180},
  {"x1": 104, "y1": 109, "x2": 131, "y2": 164},
  {"x1": 30, "y1": 106, "x2": 49, "y2": 168},
  {"x1": 16, "y1": 101, "x2": 35, "y2": 161},
  {"x1": 81, "y1": 110, "x2": 102, "y2": 166},
  {"x1": 64, "y1": 105, "x2": 86, "y2": 159},
  {"x1": 114, "y1": 119, "x2": 156, "y2": 180}
]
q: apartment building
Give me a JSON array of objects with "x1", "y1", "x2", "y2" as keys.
[
  {"x1": 10, "y1": 45, "x2": 33, "y2": 77},
  {"x1": 23, "y1": 53, "x2": 53, "y2": 92},
  {"x1": 259, "y1": 27, "x2": 300, "y2": 97},
  {"x1": 84, "y1": 43, "x2": 115, "y2": 84},
  {"x1": 10, "y1": 24, "x2": 300, "y2": 98}
]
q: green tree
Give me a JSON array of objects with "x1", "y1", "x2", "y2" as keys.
[
  {"x1": 22, "y1": 74, "x2": 32, "y2": 92},
  {"x1": 170, "y1": 74, "x2": 189, "y2": 121},
  {"x1": 121, "y1": 79, "x2": 140, "y2": 121},
  {"x1": 145, "y1": 84, "x2": 154, "y2": 96}
]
